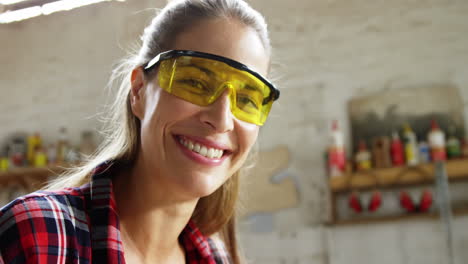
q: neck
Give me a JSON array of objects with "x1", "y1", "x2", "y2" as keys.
[{"x1": 113, "y1": 158, "x2": 199, "y2": 263}]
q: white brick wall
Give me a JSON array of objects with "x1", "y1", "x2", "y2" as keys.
[{"x1": 1, "y1": 0, "x2": 468, "y2": 263}]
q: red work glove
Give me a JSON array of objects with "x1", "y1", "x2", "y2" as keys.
[
  {"x1": 348, "y1": 191, "x2": 363, "y2": 213},
  {"x1": 399, "y1": 190, "x2": 415, "y2": 212}
]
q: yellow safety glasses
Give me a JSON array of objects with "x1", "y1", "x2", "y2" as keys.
[{"x1": 144, "y1": 50, "x2": 280, "y2": 126}]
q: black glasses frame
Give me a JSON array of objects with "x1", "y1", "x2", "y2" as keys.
[{"x1": 143, "y1": 50, "x2": 280, "y2": 103}]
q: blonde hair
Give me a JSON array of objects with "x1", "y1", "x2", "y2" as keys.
[{"x1": 47, "y1": 0, "x2": 271, "y2": 263}]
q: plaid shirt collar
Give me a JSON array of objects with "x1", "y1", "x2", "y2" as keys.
[{"x1": 88, "y1": 162, "x2": 219, "y2": 264}]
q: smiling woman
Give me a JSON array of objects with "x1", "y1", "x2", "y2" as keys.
[{"x1": 0, "y1": 0, "x2": 279, "y2": 263}]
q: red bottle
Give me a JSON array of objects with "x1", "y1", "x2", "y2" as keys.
[
  {"x1": 327, "y1": 120, "x2": 346, "y2": 177},
  {"x1": 391, "y1": 131, "x2": 405, "y2": 166},
  {"x1": 428, "y1": 120, "x2": 446, "y2": 161}
]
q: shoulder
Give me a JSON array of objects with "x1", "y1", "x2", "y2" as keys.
[
  {"x1": 0, "y1": 187, "x2": 89, "y2": 225},
  {"x1": 0, "y1": 187, "x2": 90, "y2": 263}
]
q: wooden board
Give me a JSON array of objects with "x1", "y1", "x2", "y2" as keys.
[
  {"x1": 241, "y1": 145, "x2": 299, "y2": 218},
  {"x1": 0, "y1": 166, "x2": 64, "y2": 185}
]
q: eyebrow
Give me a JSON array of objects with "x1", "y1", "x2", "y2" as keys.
[
  {"x1": 244, "y1": 84, "x2": 263, "y2": 94},
  {"x1": 185, "y1": 64, "x2": 216, "y2": 76}
]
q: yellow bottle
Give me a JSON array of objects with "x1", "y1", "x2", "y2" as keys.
[
  {"x1": 403, "y1": 124, "x2": 419, "y2": 166},
  {"x1": 26, "y1": 133, "x2": 42, "y2": 167},
  {"x1": 34, "y1": 147, "x2": 48, "y2": 167},
  {"x1": 0, "y1": 157, "x2": 9, "y2": 171}
]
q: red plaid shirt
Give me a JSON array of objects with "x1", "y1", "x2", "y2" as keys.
[{"x1": 0, "y1": 162, "x2": 231, "y2": 264}]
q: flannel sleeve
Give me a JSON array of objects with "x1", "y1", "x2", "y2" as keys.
[
  {"x1": 0, "y1": 198, "x2": 40, "y2": 263},
  {"x1": 0, "y1": 194, "x2": 77, "y2": 264}
]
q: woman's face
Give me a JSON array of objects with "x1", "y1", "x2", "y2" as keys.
[{"x1": 131, "y1": 19, "x2": 269, "y2": 200}]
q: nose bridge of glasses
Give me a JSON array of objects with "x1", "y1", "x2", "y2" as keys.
[
  {"x1": 214, "y1": 81, "x2": 234, "y2": 99},
  {"x1": 209, "y1": 81, "x2": 236, "y2": 112}
]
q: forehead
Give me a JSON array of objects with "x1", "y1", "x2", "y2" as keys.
[{"x1": 172, "y1": 18, "x2": 270, "y2": 77}]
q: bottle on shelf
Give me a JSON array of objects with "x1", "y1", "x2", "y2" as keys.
[
  {"x1": 355, "y1": 140, "x2": 372, "y2": 171},
  {"x1": 418, "y1": 141, "x2": 431, "y2": 163},
  {"x1": 0, "y1": 158, "x2": 8, "y2": 171},
  {"x1": 0, "y1": 147, "x2": 9, "y2": 172},
  {"x1": 391, "y1": 131, "x2": 405, "y2": 167},
  {"x1": 27, "y1": 133, "x2": 43, "y2": 166},
  {"x1": 33, "y1": 147, "x2": 48, "y2": 168},
  {"x1": 403, "y1": 124, "x2": 419, "y2": 166},
  {"x1": 427, "y1": 119, "x2": 446, "y2": 161},
  {"x1": 462, "y1": 138, "x2": 468, "y2": 158},
  {"x1": 27, "y1": 134, "x2": 37, "y2": 166},
  {"x1": 446, "y1": 126, "x2": 461, "y2": 159},
  {"x1": 8, "y1": 136, "x2": 27, "y2": 168},
  {"x1": 327, "y1": 120, "x2": 347, "y2": 177},
  {"x1": 56, "y1": 127, "x2": 70, "y2": 165},
  {"x1": 371, "y1": 136, "x2": 391, "y2": 169},
  {"x1": 47, "y1": 143, "x2": 57, "y2": 165}
]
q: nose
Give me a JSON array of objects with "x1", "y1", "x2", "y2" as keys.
[{"x1": 199, "y1": 89, "x2": 234, "y2": 133}]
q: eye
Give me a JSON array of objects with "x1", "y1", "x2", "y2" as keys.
[
  {"x1": 177, "y1": 78, "x2": 211, "y2": 93},
  {"x1": 237, "y1": 95, "x2": 259, "y2": 111}
]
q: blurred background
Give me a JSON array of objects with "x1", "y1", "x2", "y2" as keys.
[{"x1": 1, "y1": 0, "x2": 468, "y2": 263}]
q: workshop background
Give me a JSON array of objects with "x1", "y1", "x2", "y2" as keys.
[{"x1": 1, "y1": 0, "x2": 468, "y2": 263}]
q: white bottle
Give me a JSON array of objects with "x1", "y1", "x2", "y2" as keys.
[{"x1": 428, "y1": 120, "x2": 446, "y2": 161}]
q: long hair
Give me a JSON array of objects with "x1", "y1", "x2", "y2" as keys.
[{"x1": 46, "y1": 1, "x2": 271, "y2": 263}]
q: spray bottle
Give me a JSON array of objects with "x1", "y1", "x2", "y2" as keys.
[
  {"x1": 355, "y1": 140, "x2": 372, "y2": 171},
  {"x1": 327, "y1": 120, "x2": 346, "y2": 177},
  {"x1": 428, "y1": 120, "x2": 446, "y2": 161}
]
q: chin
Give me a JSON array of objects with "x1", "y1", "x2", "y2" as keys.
[
  {"x1": 180, "y1": 172, "x2": 226, "y2": 199},
  {"x1": 188, "y1": 181, "x2": 222, "y2": 198}
]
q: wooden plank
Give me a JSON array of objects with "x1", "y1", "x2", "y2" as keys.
[
  {"x1": 0, "y1": 166, "x2": 66, "y2": 185},
  {"x1": 328, "y1": 207, "x2": 468, "y2": 226}
]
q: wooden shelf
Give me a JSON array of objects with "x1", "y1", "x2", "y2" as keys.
[
  {"x1": 329, "y1": 159, "x2": 468, "y2": 193},
  {"x1": 328, "y1": 207, "x2": 468, "y2": 226},
  {"x1": 0, "y1": 166, "x2": 67, "y2": 185}
]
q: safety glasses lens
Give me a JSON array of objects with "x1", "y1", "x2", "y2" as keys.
[{"x1": 157, "y1": 56, "x2": 273, "y2": 125}]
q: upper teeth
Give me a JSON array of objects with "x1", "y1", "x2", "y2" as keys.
[{"x1": 179, "y1": 138, "x2": 224, "y2": 159}]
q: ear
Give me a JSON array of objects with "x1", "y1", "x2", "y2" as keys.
[{"x1": 130, "y1": 67, "x2": 146, "y2": 119}]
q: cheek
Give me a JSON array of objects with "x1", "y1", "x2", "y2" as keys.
[
  {"x1": 149, "y1": 90, "x2": 198, "y2": 124},
  {"x1": 229, "y1": 124, "x2": 258, "y2": 175},
  {"x1": 238, "y1": 123, "x2": 259, "y2": 155}
]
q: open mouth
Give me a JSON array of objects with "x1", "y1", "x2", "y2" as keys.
[{"x1": 174, "y1": 135, "x2": 231, "y2": 160}]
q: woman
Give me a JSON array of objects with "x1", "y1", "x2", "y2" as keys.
[{"x1": 0, "y1": 0, "x2": 280, "y2": 263}]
